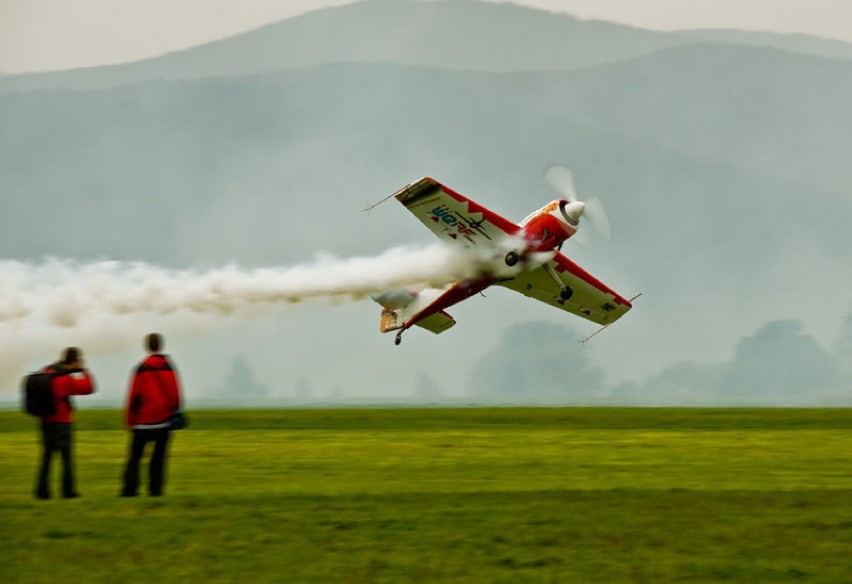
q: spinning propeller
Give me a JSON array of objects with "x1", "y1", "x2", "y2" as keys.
[{"x1": 544, "y1": 165, "x2": 611, "y2": 241}]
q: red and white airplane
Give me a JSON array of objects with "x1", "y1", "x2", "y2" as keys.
[{"x1": 371, "y1": 167, "x2": 634, "y2": 345}]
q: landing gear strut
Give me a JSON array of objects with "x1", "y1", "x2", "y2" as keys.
[{"x1": 543, "y1": 262, "x2": 573, "y2": 301}]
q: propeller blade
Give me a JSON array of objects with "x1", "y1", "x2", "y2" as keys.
[
  {"x1": 568, "y1": 228, "x2": 591, "y2": 248},
  {"x1": 544, "y1": 165, "x2": 578, "y2": 202},
  {"x1": 584, "y1": 197, "x2": 611, "y2": 241},
  {"x1": 546, "y1": 165, "x2": 612, "y2": 240}
]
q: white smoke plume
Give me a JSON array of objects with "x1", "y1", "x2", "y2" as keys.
[{"x1": 0, "y1": 243, "x2": 494, "y2": 389}]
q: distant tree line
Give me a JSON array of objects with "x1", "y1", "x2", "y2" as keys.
[
  {"x1": 210, "y1": 354, "x2": 269, "y2": 401},
  {"x1": 465, "y1": 313, "x2": 852, "y2": 406}
]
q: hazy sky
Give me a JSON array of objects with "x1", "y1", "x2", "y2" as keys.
[{"x1": 2, "y1": 0, "x2": 851, "y2": 73}]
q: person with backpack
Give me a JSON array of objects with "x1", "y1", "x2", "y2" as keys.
[
  {"x1": 120, "y1": 333, "x2": 184, "y2": 497},
  {"x1": 32, "y1": 347, "x2": 96, "y2": 500}
]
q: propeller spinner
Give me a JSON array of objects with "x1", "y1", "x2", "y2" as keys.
[{"x1": 544, "y1": 165, "x2": 611, "y2": 240}]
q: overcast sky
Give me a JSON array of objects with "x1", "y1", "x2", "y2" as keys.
[{"x1": 2, "y1": 0, "x2": 851, "y2": 73}]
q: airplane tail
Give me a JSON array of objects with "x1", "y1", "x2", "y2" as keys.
[
  {"x1": 372, "y1": 289, "x2": 456, "y2": 335},
  {"x1": 378, "y1": 307, "x2": 455, "y2": 334},
  {"x1": 372, "y1": 290, "x2": 415, "y2": 333},
  {"x1": 380, "y1": 309, "x2": 403, "y2": 333}
]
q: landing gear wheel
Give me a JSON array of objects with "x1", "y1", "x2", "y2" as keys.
[
  {"x1": 394, "y1": 331, "x2": 403, "y2": 346},
  {"x1": 504, "y1": 251, "x2": 519, "y2": 267},
  {"x1": 560, "y1": 286, "x2": 573, "y2": 301}
]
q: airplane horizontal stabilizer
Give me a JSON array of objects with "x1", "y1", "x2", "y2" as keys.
[{"x1": 414, "y1": 311, "x2": 456, "y2": 334}]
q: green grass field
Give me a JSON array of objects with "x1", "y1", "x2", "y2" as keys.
[{"x1": 2, "y1": 408, "x2": 852, "y2": 583}]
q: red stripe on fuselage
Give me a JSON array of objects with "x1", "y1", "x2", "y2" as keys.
[
  {"x1": 403, "y1": 278, "x2": 493, "y2": 330},
  {"x1": 520, "y1": 213, "x2": 573, "y2": 252}
]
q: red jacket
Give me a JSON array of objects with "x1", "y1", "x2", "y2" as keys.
[
  {"x1": 43, "y1": 367, "x2": 96, "y2": 423},
  {"x1": 125, "y1": 354, "x2": 182, "y2": 429}
]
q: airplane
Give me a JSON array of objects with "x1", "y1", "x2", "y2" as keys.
[{"x1": 370, "y1": 166, "x2": 634, "y2": 345}]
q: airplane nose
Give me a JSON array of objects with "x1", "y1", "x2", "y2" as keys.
[{"x1": 564, "y1": 201, "x2": 585, "y2": 224}]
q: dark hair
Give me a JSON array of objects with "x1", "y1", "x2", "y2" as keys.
[
  {"x1": 146, "y1": 333, "x2": 163, "y2": 353},
  {"x1": 61, "y1": 347, "x2": 81, "y2": 365}
]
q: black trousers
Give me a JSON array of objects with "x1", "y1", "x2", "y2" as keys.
[
  {"x1": 121, "y1": 428, "x2": 171, "y2": 496},
  {"x1": 35, "y1": 422, "x2": 75, "y2": 498}
]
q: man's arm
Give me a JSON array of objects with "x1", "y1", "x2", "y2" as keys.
[{"x1": 55, "y1": 371, "x2": 96, "y2": 397}]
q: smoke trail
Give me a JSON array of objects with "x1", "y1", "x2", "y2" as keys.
[{"x1": 0, "y1": 243, "x2": 494, "y2": 388}]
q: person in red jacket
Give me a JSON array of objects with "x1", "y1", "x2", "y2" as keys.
[
  {"x1": 121, "y1": 333, "x2": 184, "y2": 497},
  {"x1": 35, "y1": 347, "x2": 96, "y2": 499}
]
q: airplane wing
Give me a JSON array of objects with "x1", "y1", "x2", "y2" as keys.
[
  {"x1": 498, "y1": 252, "x2": 633, "y2": 326},
  {"x1": 394, "y1": 177, "x2": 519, "y2": 248}
]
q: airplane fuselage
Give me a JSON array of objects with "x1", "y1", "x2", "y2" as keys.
[{"x1": 372, "y1": 176, "x2": 633, "y2": 344}]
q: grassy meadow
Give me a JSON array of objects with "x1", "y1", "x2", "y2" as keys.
[{"x1": 1, "y1": 407, "x2": 852, "y2": 583}]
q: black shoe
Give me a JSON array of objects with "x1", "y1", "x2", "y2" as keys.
[
  {"x1": 35, "y1": 492, "x2": 50, "y2": 500},
  {"x1": 119, "y1": 492, "x2": 137, "y2": 497},
  {"x1": 62, "y1": 492, "x2": 80, "y2": 499}
]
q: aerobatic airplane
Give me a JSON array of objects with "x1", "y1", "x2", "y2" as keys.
[{"x1": 371, "y1": 166, "x2": 634, "y2": 345}]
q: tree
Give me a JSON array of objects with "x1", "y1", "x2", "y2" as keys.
[
  {"x1": 468, "y1": 320, "x2": 603, "y2": 402},
  {"x1": 608, "y1": 361, "x2": 723, "y2": 405},
  {"x1": 715, "y1": 319, "x2": 832, "y2": 400},
  {"x1": 217, "y1": 353, "x2": 269, "y2": 400},
  {"x1": 832, "y1": 311, "x2": 852, "y2": 389},
  {"x1": 414, "y1": 373, "x2": 444, "y2": 401},
  {"x1": 294, "y1": 377, "x2": 314, "y2": 401}
]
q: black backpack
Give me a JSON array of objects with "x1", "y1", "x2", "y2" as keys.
[{"x1": 21, "y1": 367, "x2": 63, "y2": 418}]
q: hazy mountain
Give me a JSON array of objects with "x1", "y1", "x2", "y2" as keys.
[
  {"x1": 3, "y1": 47, "x2": 848, "y2": 260},
  {"x1": 527, "y1": 43, "x2": 852, "y2": 192},
  {"x1": 682, "y1": 29, "x2": 852, "y2": 61},
  {"x1": 2, "y1": 0, "x2": 849, "y2": 95},
  {"x1": 2, "y1": 0, "x2": 850, "y2": 404}
]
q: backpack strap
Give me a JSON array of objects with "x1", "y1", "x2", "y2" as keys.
[{"x1": 44, "y1": 363, "x2": 74, "y2": 410}]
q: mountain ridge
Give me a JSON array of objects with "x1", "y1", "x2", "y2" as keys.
[{"x1": 2, "y1": 0, "x2": 850, "y2": 94}]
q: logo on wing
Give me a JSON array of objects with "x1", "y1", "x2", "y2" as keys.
[{"x1": 429, "y1": 206, "x2": 492, "y2": 242}]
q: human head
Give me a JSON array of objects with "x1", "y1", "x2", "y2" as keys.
[
  {"x1": 61, "y1": 347, "x2": 82, "y2": 368},
  {"x1": 145, "y1": 333, "x2": 163, "y2": 354}
]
